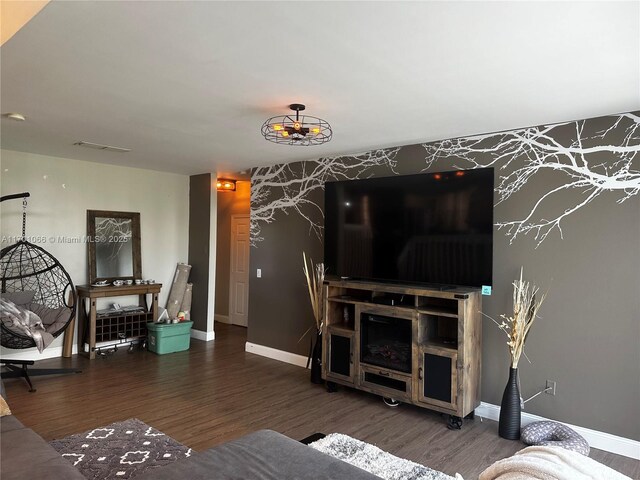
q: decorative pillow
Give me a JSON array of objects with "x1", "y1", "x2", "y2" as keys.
[
  {"x1": 0, "y1": 395, "x2": 11, "y2": 417},
  {"x1": 0, "y1": 290, "x2": 36, "y2": 306},
  {"x1": 521, "y1": 420, "x2": 590, "y2": 456}
]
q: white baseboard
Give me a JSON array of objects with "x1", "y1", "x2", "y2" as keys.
[
  {"x1": 214, "y1": 314, "x2": 230, "y2": 324},
  {"x1": 190, "y1": 329, "x2": 215, "y2": 342},
  {"x1": 0, "y1": 344, "x2": 79, "y2": 361},
  {"x1": 476, "y1": 402, "x2": 639, "y2": 460},
  {"x1": 245, "y1": 341, "x2": 309, "y2": 369}
]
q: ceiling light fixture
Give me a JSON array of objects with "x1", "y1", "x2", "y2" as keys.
[
  {"x1": 216, "y1": 178, "x2": 237, "y2": 192},
  {"x1": 261, "y1": 104, "x2": 332, "y2": 146}
]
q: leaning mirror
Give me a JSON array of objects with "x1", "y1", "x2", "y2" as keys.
[{"x1": 87, "y1": 210, "x2": 141, "y2": 284}]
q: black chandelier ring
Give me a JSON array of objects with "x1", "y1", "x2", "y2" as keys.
[{"x1": 261, "y1": 103, "x2": 332, "y2": 146}]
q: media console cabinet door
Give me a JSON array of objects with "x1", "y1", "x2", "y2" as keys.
[
  {"x1": 326, "y1": 330, "x2": 355, "y2": 384},
  {"x1": 417, "y1": 346, "x2": 458, "y2": 411}
]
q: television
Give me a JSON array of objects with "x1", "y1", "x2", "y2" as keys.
[{"x1": 324, "y1": 168, "x2": 494, "y2": 288}]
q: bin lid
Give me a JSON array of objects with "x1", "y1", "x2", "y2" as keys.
[{"x1": 147, "y1": 320, "x2": 193, "y2": 330}]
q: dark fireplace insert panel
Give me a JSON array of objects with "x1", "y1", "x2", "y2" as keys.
[{"x1": 360, "y1": 313, "x2": 412, "y2": 374}]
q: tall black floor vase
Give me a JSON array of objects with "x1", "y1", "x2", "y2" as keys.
[
  {"x1": 498, "y1": 367, "x2": 521, "y2": 439},
  {"x1": 310, "y1": 331, "x2": 323, "y2": 384}
]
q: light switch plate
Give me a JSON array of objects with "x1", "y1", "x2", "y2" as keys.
[{"x1": 257, "y1": 268, "x2": 262, "y2": 278}]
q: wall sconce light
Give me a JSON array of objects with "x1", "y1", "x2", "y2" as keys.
[{"x1": 216, "y1": 179, "x2": 237, "y2": 191}]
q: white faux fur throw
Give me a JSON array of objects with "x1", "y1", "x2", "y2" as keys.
[{"x1": 479, "y1": 446, "x2": 631, "y2": 480}]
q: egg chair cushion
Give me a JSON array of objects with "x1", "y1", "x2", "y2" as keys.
[
  {"x1": 28, "y1": 304, "x2": 72, "y2": 333},
  {"x1": 0, "y1": 291, "x2": 35, "y2": 306}
]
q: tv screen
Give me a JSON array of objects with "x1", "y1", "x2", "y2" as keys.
[{"x1": 324, "y1": 168, "x2": 494, "y2": 288}]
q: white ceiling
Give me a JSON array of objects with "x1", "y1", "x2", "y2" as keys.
[{"x1": 1, "y1": 1, "x2": 639, "y2": 176}]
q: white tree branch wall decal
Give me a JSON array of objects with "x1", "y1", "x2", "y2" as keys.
[
  {"x1": 250, "y1": 112, "x2": 639, "y2": 248},
  {"x1": 422, "y1": 113, "x2": 640, "y2": 246},
  {"x1": 250, "y1": 148, "x2": 400, "y2": 245}
]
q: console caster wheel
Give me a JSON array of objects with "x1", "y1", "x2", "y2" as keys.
[
  {"x1": 326, "y1": 381, "x2": 339, "y2": 393},
  {"x1": 128, "y1": 343, "x2": 135, "y2": 353},
  {"x1": 447, "y1": 415, "x2": 463, "y2": 430},
  {"x1": 383, "y1": 397, "x2": 400, "y2": 407}
]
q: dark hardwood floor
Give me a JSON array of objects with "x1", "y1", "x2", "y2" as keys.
[{"x1": 3, "y1": 322, "x2": 639, "y2": 479}]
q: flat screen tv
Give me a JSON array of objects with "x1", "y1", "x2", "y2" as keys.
[{"x1": 324, "y1": 168, "x2": 494, "y2": 288}]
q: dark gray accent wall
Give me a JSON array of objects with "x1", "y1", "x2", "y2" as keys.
[
  {"x1": 188, "y1": 173, "x2": 212, "y2": 332},
  {"x1": 247, "y1": 112, "x2": 640, "y2": 440}
]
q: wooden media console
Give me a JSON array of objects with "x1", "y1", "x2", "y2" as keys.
[{"x1": 321, "y1": 279, "x2": 482, "y2": 428}]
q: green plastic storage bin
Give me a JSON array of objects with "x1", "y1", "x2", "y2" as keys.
[{"x1": 147, "y1": 321, "x2": 193, "y2": 355}]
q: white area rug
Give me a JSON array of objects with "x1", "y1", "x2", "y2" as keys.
[{"x1": 309, "y1": 433, "x2": 461, "y2": 480}]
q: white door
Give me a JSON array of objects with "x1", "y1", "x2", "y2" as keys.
[{"x1": 229, "y1": 214, "x2": 250, "y2": 327}]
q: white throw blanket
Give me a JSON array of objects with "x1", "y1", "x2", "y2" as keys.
[
  {"x1": 479, "y1": 446, "x2": 632, "y2": 480},
  {"x1": 0, "y1": 298, "x2": 54, "y2": 353}
]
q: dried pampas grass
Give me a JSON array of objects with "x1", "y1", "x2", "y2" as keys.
[
  {"x1": 488, "y1": 268, "x2": 547, "y2": 368},
  {"x1": 300, "y1": 252, "x2": 325, "y2": 341}
]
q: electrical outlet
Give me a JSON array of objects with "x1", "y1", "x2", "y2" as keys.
[
  {"x1": 545, "y1": 380, "x2": 557, "y2": 395},
  {"x1": 257, "y1": 268, "x2": 262, "y2": 278}
]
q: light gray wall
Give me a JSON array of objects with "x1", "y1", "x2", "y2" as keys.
[{"x1": 247, "y1": 112, "x2": 640, "y2": 440}]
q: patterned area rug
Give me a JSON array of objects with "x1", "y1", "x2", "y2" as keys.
[
  {"x1": 309, "y1": 433, "x2": 460, "y2": 480},
  {"x1": 50, "y1": 418, "x2": 191, "y2": 480}
]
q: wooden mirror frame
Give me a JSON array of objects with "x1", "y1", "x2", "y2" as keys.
[{"x1": 87, "y1": 210, "x2": 141, "y2": 284}]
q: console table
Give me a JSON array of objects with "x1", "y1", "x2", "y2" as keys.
[{"x1": 76, "y1": 283, "x2": 162, "y2": 359}]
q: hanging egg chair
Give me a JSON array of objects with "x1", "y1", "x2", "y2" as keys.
[{"x1": 1, "y1": 192, "x2": 80, "y2": 391}]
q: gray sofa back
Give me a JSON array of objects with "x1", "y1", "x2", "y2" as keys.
[
  {"x1": 0, "y1": 414, "x2": 85, "y2": 480},
  {"x1": 137, "y1": 429, "x2": 380, "y2": 480}
]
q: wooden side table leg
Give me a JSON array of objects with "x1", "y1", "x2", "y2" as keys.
[
  {"x1": 78, "y1": 297, "x2": 87, "y2": 357},
  {"x1": 141, "y1": 294, "x2": 149, "y2": 312},
  {"x1": 89, "y1": 299, "x2": 97, "y2": 360},
  {"x1": 152, "y1": 293, "x2": 159, "y2": 321}
]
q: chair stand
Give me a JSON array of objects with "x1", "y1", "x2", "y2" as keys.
[{"x1": 1, "y1": 359, "x2": 81, "y2": 392}]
